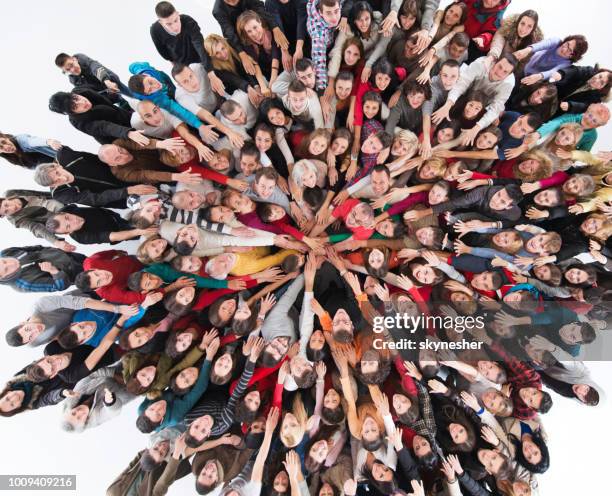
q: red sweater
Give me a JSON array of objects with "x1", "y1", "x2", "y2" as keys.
[
  {"x1": 83, "y1": 250, "x2": 145, "y2": 304},
  {"x1": 192, "y1": 278, "x2": 258, "y2": 311}
]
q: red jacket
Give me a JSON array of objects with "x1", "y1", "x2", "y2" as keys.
[
  {"x1": 83, "y1": 250, "x2": 145, "y2": 304},
  {"x1": 464, "y1": 0, "x2": 511, "y2": 52}
]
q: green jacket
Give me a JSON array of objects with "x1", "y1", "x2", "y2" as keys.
[{"x1": 144, "y1": 263, "x2": 228, "y2": 289}]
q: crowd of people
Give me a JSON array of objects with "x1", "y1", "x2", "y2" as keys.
[{"x1": 0, "y1": 0, "x2": 610, "y2": 494}]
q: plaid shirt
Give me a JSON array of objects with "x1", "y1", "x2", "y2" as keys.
[
  {"x1": 350, "y1": 118, "x2": 383, "y2": 185},
  {"x1": 490, "y1": 341, "x2": 542, "y2": 420},
  {"x1": 306, "y1": 0, "x2": 339, "y2": 90}
]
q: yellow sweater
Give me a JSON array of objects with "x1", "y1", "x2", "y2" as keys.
[
  {"x1": 229, "y1": 247, "x2": 299, "y2": 276},
  {"x1": 572, "y1": 150, "x2": 612, "y2": 186}
]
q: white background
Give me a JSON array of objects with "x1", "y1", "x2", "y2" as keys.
[{"x1": 0, "y1": 0, "x2": 611, "y2": 494}]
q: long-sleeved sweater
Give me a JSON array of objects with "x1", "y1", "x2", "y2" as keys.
[{"x1": 447, "y1": 56, "x2": 515, "y2": 129}]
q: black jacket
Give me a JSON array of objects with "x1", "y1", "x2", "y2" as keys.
[
  {"x1": 212, "y1": 0, "x2": 278, "y2": 53},
  {"x1": 54, "y1": 146, "x2": 129, "y2": 208},
  {"x1": 68, "y1": 53, "x2": 122, "y2": 92},
  {"x1": 68, "y1": 89, "x2": 133, "y2": 144},
  {"x1": 150, "y1": 14, "x2": 213, "y2": 72},
  {"x1": 60, "y1": 205, "x2": 131, "y2": 245},
  {"x1": 0, "y1": 245, "x2": 85, "y2": 292},
  {"x1": 555, "y1": 65, "x2": 606, "y2": 114},
  {"x1": 265, "y1": 0, "x2": 308, "y2": 45},
  {"x1": 432, "y1": 185, "x2": 522, "y2": 222}
]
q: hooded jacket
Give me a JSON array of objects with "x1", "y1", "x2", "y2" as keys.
[
  {"x1": 68, "y1": 89, "x2": 133, "y2": 144},
  {"x1": 54, "y1": 146, "x2": 130, "y2": 207},
  {"x1": 463, "y1": 0, "x2": 511, "y2": 52},
  {"x1": 0, "y1": 245, "x2": 85, "y2": 293},
  {"x1": 128, "y1": 62, "x2": 202, "y2": 129}
]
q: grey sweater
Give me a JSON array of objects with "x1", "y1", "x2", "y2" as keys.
[{"x1": 30, "y1": 291, "x2": 91, "y2": 346}]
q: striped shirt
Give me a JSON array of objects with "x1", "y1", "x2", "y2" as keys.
[
  {"x1": 165, "y1": 204, "x2": 233, "y2": 235},
  {"x1": 184, "y1": 359, "x2": 255, "y2": 436}
]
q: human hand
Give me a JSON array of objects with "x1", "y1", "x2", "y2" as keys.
[
  {"x1": 127, "y1": 130, "x2": 150, "y2": 146},
  {"x1": 38, "y1": 261, "x2": 59, "y2": 275},
  {"x1": 172, "y1": 168, "x2": 202, "y2": 185},
  {"x1": 428, "y1": 379, "x2": 448, "y2": 395}
]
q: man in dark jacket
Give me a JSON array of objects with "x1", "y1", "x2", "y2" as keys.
[
  {"x1": 46, "y1": 205, "x2": 153, "y2": 246},
  {"x1": 53, "y1": 52, "x2": 131, "y2": 105},
  {"x1": 48, "y1": 88, "x2": 148, "y2": 145},
  {"x1": 33, "y1": 147, "x2": 156, "y2": 208},
  {"x1": 0, "y1": 245, "x2": 85, "y2": 293},
  {"x1": 150, "y1": 1, "x2": 225, "y2": 96},
  {"x1": 407, "y1": 184, "x2": 524, "y2": 224},
  {"x1": 0, "y1": 189, "x2": 71, "y2": 250},
  {"x1": 212, "y1": 0, "x2": 287, "y2": 75}
]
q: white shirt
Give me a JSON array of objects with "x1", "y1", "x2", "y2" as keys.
[
  {"x1": 130, "y1": 108, "x2": 182, "y2": 139},
  {"x1": 175, "y1": 63, "x2": 218, "y2": 114}
]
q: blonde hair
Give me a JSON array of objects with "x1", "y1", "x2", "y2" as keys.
[
  {"x1": 280, "y1": 394, "x2": 308, "y2": 448},
  {"x1": 394, "y1": 129, "x2": 419, "y2": 158},
  {"x1": 491, "y1": 230, "x2": 524, "y2": 254},
  {"x1": 550, "y1": 122, "x2": 584, "y2": 151},
  {"x1": 582, "y1": 213, "x2": 612, "y2": 243},
  {"x1": 204, "y1": 34, "x2": 240, "y2": 74},
  {"x1": 418, "y1": 157, "x2": 448, "y2": 180},
  {"x1": 291, "y1": 159, "x2": 320, "y2": 187},
  {"x1": 136, "y1": 234, "x2": 170, "y2": 264},
  {"x1": 513, "y1": 149, "x2": 553, "y2": 181},
  {"x1": 159, "y1": 148, "x2": 184, "y2": 168}
]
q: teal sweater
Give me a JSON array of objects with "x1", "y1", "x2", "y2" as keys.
[
  {"x1": 138, "y1": 358, "x2": 212, "y2": 430},
  {"x1": 144, "y1": 262, "x2": 228, "y2": 289}
]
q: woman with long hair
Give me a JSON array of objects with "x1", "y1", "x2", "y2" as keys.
[
  {"x1": 236, "y1": 10, "x2": 281, "y2": 89},
  {"x1": 204, "y1": 33, "x2": 268, "y2": 105},
  {"x1": 508, "y1": 81, "x2": 559, "y2": 122},
  {"x1": 489, "y1": 10, "x2": 543, "y2": 74},
  {"x1": 0, "y1": 132, "x2": 61, "y2": 169},
  {"x1": 555, "y1": 65, "x2": 612, "y2": 115},
  {"x1": 325, "y1": 36, "x2": 365, "y2": 103},
  {"x1": 329, "y1": 2, "x2": 392, "y2": 86}
]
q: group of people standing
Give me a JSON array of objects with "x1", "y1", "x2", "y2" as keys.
[{"x1": 0, "y1": 0, "x2": 610, "y2": 495}]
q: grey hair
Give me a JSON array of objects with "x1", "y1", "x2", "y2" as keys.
[
  {"x1": 60, "y1": 418, "x2": 84, "y2": 433},
  {"x1": 33, "y1": 163, "x2": 59, "y2": 187},
  {"x1": 291, "y1": 159, "x2": 319, "y2": 187}
]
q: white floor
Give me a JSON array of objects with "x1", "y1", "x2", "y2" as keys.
[{"x1": 0, "y1": 0, "x2": 611, "y2": 494}]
